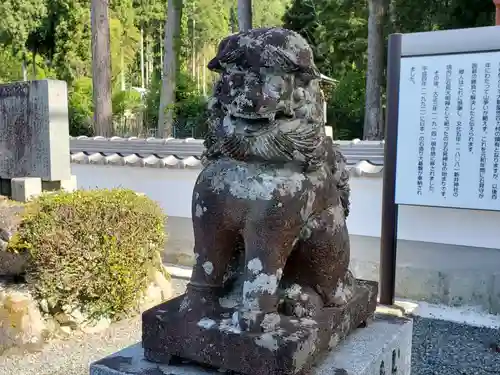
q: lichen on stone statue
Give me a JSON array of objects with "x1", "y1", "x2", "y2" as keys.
[
  {"x1": 191, "y1": 26, "x2": 354, "y2": 329},
  {"x1": 142, "y1": 27, "x2": 377, "y2": 375}
]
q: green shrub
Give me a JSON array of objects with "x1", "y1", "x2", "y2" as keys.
[
  {"x1": 144, "y1": 70, "x2": 208, "y2": 137},
  {"x1": 112, "y1": 89, "x2": 143, "y2": 117},
  {"x1": 327, "y1": 68, "x2": 366, "y2": 140},
  {"x1": 68, "y1": 77, "x2": 94, "y2": 137},
  {"x1": 9, "y1": 189, "x2": 166, "y2": 320}
]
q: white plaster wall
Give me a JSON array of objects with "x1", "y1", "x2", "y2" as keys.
[
  {"x1": 72, "y1": 164, "x2": 500, "y2": 250},
  {"x1": 72, "y1": 164, "x2": 196, "y2": 218}
]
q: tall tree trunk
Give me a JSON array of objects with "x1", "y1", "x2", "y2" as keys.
[
  {"x1": 160, "y1": 24, "x2": 163, "y2": 75},
  {"x1": 363, "y1": 0, "x2": 388, "y2": 140},
  {"x1": 202, "y1": 56, "x2": 207, "y2": 97},
  {"x1": 120, "y1": 42, "x2": 125, "y2": 91},
  {"x1": 91, "y1": 0, "x2": 113, "y2": 137},
  {"x1": 149, "y1": 34, "x2": 154, "y2": 79},
  {"x1": 197, "y1": 64, "x2": 200, "y2": 91},
  {"x1": 140, "y1": 26, "x2": 145, "y2": 88},
  {"x1": 191, "y1": 18, "x2": 196, "y2": 77},
  {"x1": 158, "y1": 0, "x2": 183, "y2": 138},
  {"x1": 22, "y1": 53, "x2": 27, "y2": 81},
  {"x1": 146, "y1": 32, "x2": 152, "y2": 88},
  {"x1": 230, "y1": 6, "x2": 237, "y2": 33},
  {"x1": 32, "y1": 51, "x2": 36, "y2": 79},
  {"x1": 237, "y1": 0, "x2": 252, "y2": 31}
]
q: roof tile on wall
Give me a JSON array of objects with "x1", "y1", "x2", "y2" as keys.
[{"x1": 70, "y1": 137, "x2": 385, "y2": 177}]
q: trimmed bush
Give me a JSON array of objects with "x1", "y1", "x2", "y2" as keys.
[{"x1": 8, "y1": 189, "x2": 166, "y2": 320}]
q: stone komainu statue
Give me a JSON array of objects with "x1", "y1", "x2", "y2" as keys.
[
  {"x1": 143, "y1": 27, "x2": 376, "y2": 375},
  {"x1": 189, "y1": 27, "x2": 354, "y2": 329}
]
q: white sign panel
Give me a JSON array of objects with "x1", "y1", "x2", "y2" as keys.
[{"x1": 395, "y1": 51, "x2": 500, "y2": 211}]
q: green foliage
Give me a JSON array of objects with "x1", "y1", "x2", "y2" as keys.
[
  {"x1": 9, "y1": 189, "x2": 166, "y2": 320},
  {"x1": 327, "y1": 68, "x2": 366, "y2": 140},
  {"x1": 392, "y1": 0, "x2": 495, "y2": 33},
  {"x1": 45, "y1": 0, "x2": 93, "y2": 82},
  {"x1": 0, "y1": 49, "x2": 23, "y2": 83},
  {"x1": 0, "y1": 0, "x2": 495, "y2": 138},
  {"x1": 144, "y1": 70, "x2": 208, "y2": 137},
  {"x1": 284, "y1": 0, "x2": 494, "y2": 139},
  {"x1": 173, "y1": 71, "x2": 208, "y2": 137},
  {"x1": 283, "y1": 0, "x2": 367, "y2": 138},
  {"x1": 109, "y1": 17, "x2": 141, "y2": 86},
  {"x1": 68, "y1": 77, "x2": 94, "y2": 136},
  {"x1": 0, "y1": 0, "x2": 47, "y2": 53},
  {"x1": 283, "y1": 0, "x2": 367, "y2": 79},
  {"x1": 253, "y1": 0, "x2": 292, "y2": 28},
  {"x1": 112, "y1": 89, "x2": 143, "y2": 116}
]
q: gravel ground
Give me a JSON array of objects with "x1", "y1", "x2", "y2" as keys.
[
  {"x1": 0, "y1": 279, "x2": 189, "y2": 375},
  {"x1": 1, "y1": 277, "x2": 500, "y2": 375},
  {"x1": 411, "y1": 316, "x2": 500, "y2": 375}
]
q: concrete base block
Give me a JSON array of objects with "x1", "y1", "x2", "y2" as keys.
[
  {"x1": 42, "y1": 175, "x2": 77, "y2": 192},
  {"x1": 317, "y1": 314, "x2": 413, "y2": 375},
  {"x1": 10, "y1": 177, "x2": 42, "y2": 202},
  {"x1": 90, "y1": 314, "x2": 412, "y2": 375}
]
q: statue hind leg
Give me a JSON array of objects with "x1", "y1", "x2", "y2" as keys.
[{"x1": 282, "y1": 203, "x2": 353, "y2": 310}]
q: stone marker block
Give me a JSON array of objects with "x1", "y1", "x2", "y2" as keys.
[
  {"x1": 42, "y1": 175, "x2": 77, "y2": 192},
  {"x1": 90, "y1": 314, "x2": 412, "y2": 375},
  {"x1": 10, "y1": 177, "x2": 42, "y2": 202},
  {"x1": 0, "y1": 80, "x2": 71, "y2": 181}
]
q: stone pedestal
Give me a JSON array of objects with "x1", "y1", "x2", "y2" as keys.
[
  {"x1": 42, "y1": 175, "x2": 77, "y2": 192},
  {"x1": 9, "y1": 175, "x2": 77, "y2": 202},
  {"x1": 90, "y1": 314, "x2": 412, "y2": 375},
  {"x1": 142, "y1": 280, "x2": 377, "y2": 375},
  {"x1": 11, "y1": 177, "x2": 42, "y2": 202}
]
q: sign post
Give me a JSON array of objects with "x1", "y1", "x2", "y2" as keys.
[
  {"x1": 495, "y1": 0, "x2": 500, "y2": 26},
  {"x1": 380, "y1": 26, "x2": 500, "y2": 305}
]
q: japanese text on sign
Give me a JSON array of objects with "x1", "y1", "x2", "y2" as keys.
[{"x1": 395, "y1": 51, "x2": 500, "y2": 211}]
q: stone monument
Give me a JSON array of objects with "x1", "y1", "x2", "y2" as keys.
[
  {"x1": 139, "y1": 28, "x2": 377, "y2": 375},
  {"x1": 0, "y1": 80, "x2": 76, "y2": 201}
]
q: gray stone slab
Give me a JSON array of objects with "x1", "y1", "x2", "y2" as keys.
[
  {"x1": 90, "y1": 314, "x2": 413, "y2": 375},
  {"x1": 0, "y1": 80, "x2": 71, "y2": 181}
]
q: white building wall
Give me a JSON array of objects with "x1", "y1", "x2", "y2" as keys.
[{"x1": 72, "y1": 163, "x2": 500, "y2": 250}]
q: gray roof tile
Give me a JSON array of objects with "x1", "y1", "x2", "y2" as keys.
[{"x1": 69, "y1": 137, "x2": 384, "y2": 177}]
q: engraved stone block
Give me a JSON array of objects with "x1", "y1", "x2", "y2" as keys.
[{"x1": 0, "y1": 80, "x2": 71, "y2": 181}]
